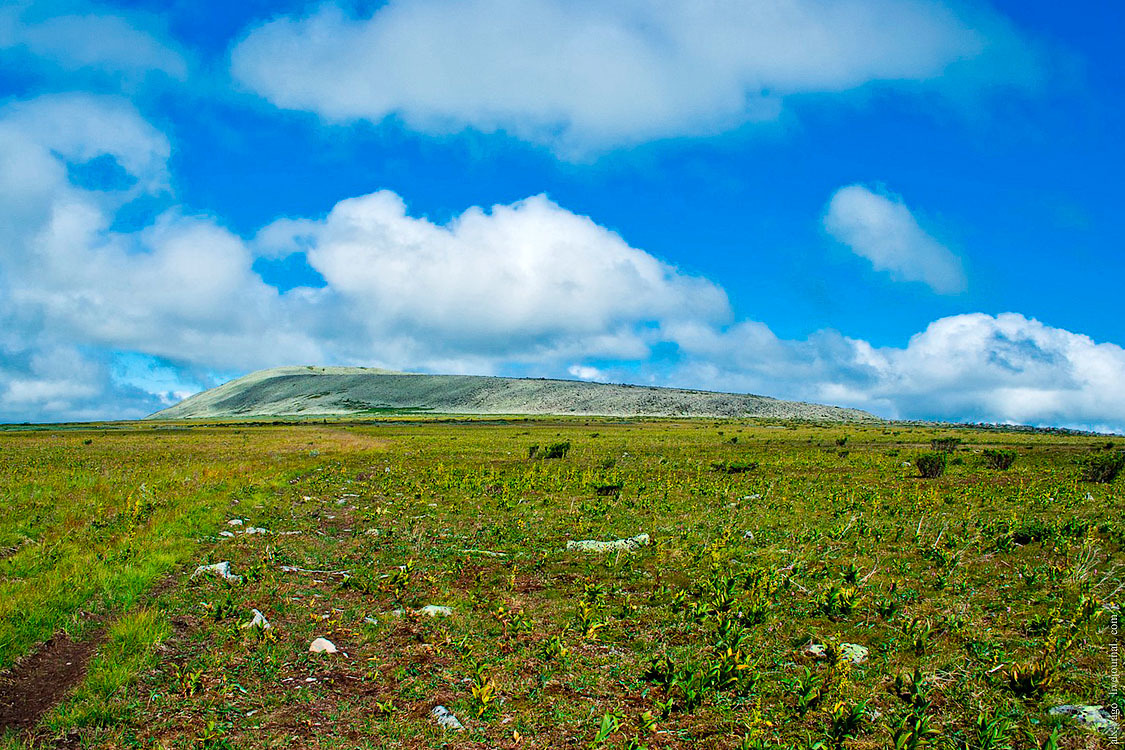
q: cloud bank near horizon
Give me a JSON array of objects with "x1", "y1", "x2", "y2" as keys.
[{"x1": 1, "y1": 94, "x2": 1122, "y2": 432}]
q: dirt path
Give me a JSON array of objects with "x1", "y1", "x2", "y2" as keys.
[{"x1": 0, "y1": 629, "x2": 106, "y2": 732}]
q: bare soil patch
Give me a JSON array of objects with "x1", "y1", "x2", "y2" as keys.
[{"x1": 0, "y1": 628, "x2": 105, "y2": 732}]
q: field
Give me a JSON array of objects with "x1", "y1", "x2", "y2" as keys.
[{"x1": 0, "y1": 419, "x2": 1121, "y2": 749}]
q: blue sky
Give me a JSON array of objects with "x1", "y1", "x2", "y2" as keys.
[{"x1": 1, "y1": 0, "x2": 1123, "y2": 430}]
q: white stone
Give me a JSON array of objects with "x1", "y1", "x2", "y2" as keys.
[
  {"x1": 566, "y1": 533, "x2": 650, "y2": 553},
  {"x1": 431, "y1": 705, "x2": 463, "y2": 731},
  {"x1": 242, "y1": 526, "x2": 269, "y2": 535},
  {"x1": 309, "y1": 637, "x2": 337, "y2": 654},
  {"x1": 219, "y1": 531, "x2": 235, "y2": 538},
  {"x1": 241, "y1": 609, "x2": 271, "y2": 630},
  {"x1": 419, "y1": 605, "x2": 452, "y2": 617},
  {"x1": 227, "y1": 519, "x2": 243, "y2": 526},
  {"x1": 191, "y1": 561, "x2": 242, "y2": 583}
]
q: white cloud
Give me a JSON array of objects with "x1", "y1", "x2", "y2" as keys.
[
  {"x1": 823, "y1": 184, "x2": 966, "y2": 294},
  {"x1": 0, "y1": 93, "x2": 727, "y2": 420},
  {"x1": 667, "y1": 313, "x2": 1125, "y2": 432},
  {"x1": 230, "y1": 0, "x2": 1037, "y2": 154},
  {"x1": 0, "y1": 3, "x2": 187, "y2": 81},
  {"x1": 2, "y1": 94, "x2": 1122, "y2": 432},
  {"x1": 568, "y1": 365, "x2": 606, "y2": 381},
  {"x1": 258, "y1": 191, "x2": 729, "y2": 358}
]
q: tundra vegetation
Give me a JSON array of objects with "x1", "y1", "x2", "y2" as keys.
[{"x1": 0, "y1": 419, "x2": 1121, "y2": 749}]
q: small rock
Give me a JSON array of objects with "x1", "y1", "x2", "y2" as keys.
[
  {"x1": 241, "y1": 609, "x2": 270, "y2": 630},
  {"x1": 431, "y1": 705, "x2": 464, "y2": 731},
  {"x1": 566, "y1": 533, "x2": 650, "y2": 553},
  {"x1": 191, "y1": 561, "x2": 242, "y2": 584},
  {"x1": 364, "y1": 616, "x2": 378, "y2": 625},
  {"x1": 309, "y1": 637, "x2": 337, "y2": 654},
  {"x1": 743, "y1": 530, "x2": 754, "y2": 540},
  {"x1": 1049, "y1": 705, "x2": 1118, "y2": 734},
  {"x1": 804, "y1": 642, "x2": 827, "y2": 659},
  {"x1": 392, "y1": 605, "x2": 452, "y2": 617},
  {"x1": 419, "y1": 605, "x2": 452, "y2": 617},
  {"x1": 804, "y1": 641, "x2": 869, "y2": 666},
  {"x1": 242, "y1": 526, "x2": 269, "y2": 535},
  {"x1": 219, "y1": 531, "x2": 235, "y2": 538},
  {"x1": 227, "y1": 519, "x2": 243, "y2": 526},
  {"x1": 840, "y1": 643, "x2": 870, "y2": 665}
]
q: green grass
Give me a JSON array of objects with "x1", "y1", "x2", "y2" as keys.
[{"x1": 0, "y1": 420, "x2": 1121, "y2": 749}]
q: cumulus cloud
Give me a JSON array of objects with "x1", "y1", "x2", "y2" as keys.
[
  {"x1": 230, "y1": 0, "x2": 1038, "y2": 154},
  {"x1": 2, "y1": 94, "x2": 1122, "y2": 432},
  {"x1": 0, "y1": 3, "x2": 187, "y2": 81},
  {"x1": 823, "y1": 184, "x2": 966, "y2": 294},
  {"x1": 257, "y1": 191, "x2": 729, "y2": 358},
  {"x1": 0, "y1": 93, "x2": 727, "y2": 420},
  {"x1": 667, "y1": 313, "x2": 1125, "y2": 432}
]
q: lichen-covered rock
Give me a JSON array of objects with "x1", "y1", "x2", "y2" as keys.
[
  {"x1": 1049, "y1": 705, "x2": 1118, "y2": 734},
  {"x1": 566, "y1": 533, "x2": 650, "y2": 552},
  {"x1": 431, "y1": 705, "x2": 463, "y2": 731}
]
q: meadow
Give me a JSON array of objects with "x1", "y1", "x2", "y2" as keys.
[{"x1": 0, "y1": 418, "x2": 1121, "y2": 749}]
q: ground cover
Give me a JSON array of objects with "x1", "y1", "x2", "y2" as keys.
[{"x1": 0, "y1": 419, "x2": 1121, "y2": 748}]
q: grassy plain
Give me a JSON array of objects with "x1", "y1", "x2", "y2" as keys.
[{"x1": 0, "y1": 419, "x2": 1121, "y2": 749}]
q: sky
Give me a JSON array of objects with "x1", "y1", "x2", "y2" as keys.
[{"x1": 0, "y1": 0, "x2": 1123, "y2": 431}]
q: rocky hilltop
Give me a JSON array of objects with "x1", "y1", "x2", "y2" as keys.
[{"x1": 147, "y1": 366, "x2": 879, "y2": 421}]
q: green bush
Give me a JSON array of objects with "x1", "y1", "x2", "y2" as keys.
[
  {"x1": 931, "y1": 437, "x2": 962, "y2": 453},
  {"x1": 530, "y1": 441, "x2": 571, "y2": 460},
  {"x1": 710, "y1": 460, "x2": 758, "y2": 474},
  {"x1": 981, "y1": 449, "x2": 1017, "y2": 471},
  {"x1": 916, "y1": 453, "x2": 947, "y2": 479},
  {"x1": 1080, "y1": 452, "x2": 1125, "y2": 483}
]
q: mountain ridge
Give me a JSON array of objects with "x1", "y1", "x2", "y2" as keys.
[{"x1": 147, "y1": 366, "x2": 880, "y2": 421}]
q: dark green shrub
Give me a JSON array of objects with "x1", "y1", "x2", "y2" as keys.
[
  {"x1": 530, "y1": 441, "x2": 571, "y2": 460},
  {"x1": 931, "y1": 437, "x2": 962, "y2": 453},
  {"x1": 916, "y1": 453, "x2": 947, "y2": 479},
  {"x1": 981, "y1": 449, "x2": 1017, "y2": 470},
  {"x1": 1081, "y1": 452, "x2": 1124, "y2": 483},
  {"x1": 710, "y1": 460, "x2": 758, "y2": 474}
]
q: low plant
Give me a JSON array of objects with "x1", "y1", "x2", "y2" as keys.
[
  {"x1": 981, "y1": 449, "x2": 1017, "y2": 470},
  {"x1": 915, "y1": 453, "x2": 947, "y2": 479},
  {"x1": 1080, "y1": 451, "x2": 1125, "y2": 483}
]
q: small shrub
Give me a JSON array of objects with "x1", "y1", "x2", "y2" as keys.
[
  {"x1": 710, "y1": 460, "x2": 758, "y2": 474},
  {"x1": 915, "y1": 453, "x2": 947, "y2": 479},
  {"x1": 1080, "y1": 452, "x2": 1124, "y2": 483},
  {"x1": 530, "y1": 441, "x2": 571, "y2": 459},
  {"x1": 981, "y1": 449, "x2": 1017, "y2": 470},
  {"x1": 931, "y1": 437, "x2": 962, "y2": 453}
]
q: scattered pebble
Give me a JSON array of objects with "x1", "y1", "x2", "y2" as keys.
[
  {"x1": 309, "y1": 637, "x2": 337, "y2": 654},
  {"x1": 566, "y1": 533, "x2": 650, "y2": 553},
  {"x1": 219, "y1": 531, "x2": 235, "y2": 538},
  {"x1": 227, "y1": 519, "x2": 243, "y2": 526},
  {"x1": 431, "y1": 705, "x2": 463, "y2": 731}
]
